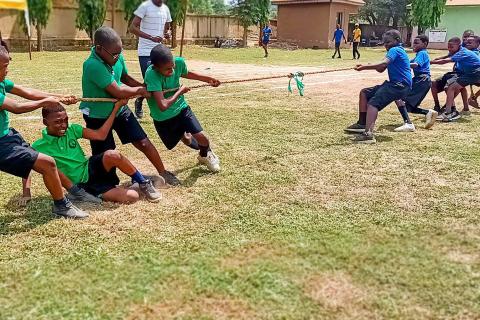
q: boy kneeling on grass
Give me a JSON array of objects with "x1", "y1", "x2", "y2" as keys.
[
  {"x1": 431, "y1": 37, "x2": 480, "y2": 122},
  {"x1": 344, "y1": 30, "x2": 412, "y2": 144},
  {"x1": 31, "y1": 100, "x2": 162, "y2": 204},
  {"x1": 145, "y1": 44, "x2": 221, "y2": 172}
]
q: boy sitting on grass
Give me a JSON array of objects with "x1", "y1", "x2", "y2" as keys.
[
  {"x1": 431, "y1": 37, "x2": 480, "y2": 122},
  {"x1": 0, "y1": 46, "x2": 87, "y2": 218},
  {"x1": 394, "y1": 35, "x2": 437, "y2": 131},
  {"x1": 144, "y1": 44, "x2": 221, "y2": 172},
  {"x1": 32, "y1": 100, "x2": 162, "y2": 204},
  {"x1": 344, "y1": 30, "x2": 412, "y2": 144}
]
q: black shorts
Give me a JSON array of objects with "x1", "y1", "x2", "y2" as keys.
[
  {"x1": 153, "y1": 106, "x2": 203, "y2": 150},
  {"x1": 0, "y1": 128, "x2": 38, "y2": 178},
  {"x1": 456, "y1": 68, "x2": 480, "y2": 87},
  {"x1": 83, "y1": 107, "x2": 147, "y2": 155},
  {"x1": 78, "y1": 153, "x2": 120, "y2": 197},
  {"x1": 434, "y1": 72, "x2": 458, "y2": 91},
  {"x1": 364, "y1": 81, "x2": 411, "y2": 111},
  {"x1": 404, "y1": 75, "x2": 431, "y2": 109}
]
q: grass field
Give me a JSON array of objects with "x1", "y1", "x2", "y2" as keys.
[{"x1": 1, "y1": 46, "x2": 479, "y2": 320}]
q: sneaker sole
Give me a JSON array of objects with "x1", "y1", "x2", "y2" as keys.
[{"x1": 344, "y1": 128, "x2": 365, "y2": 133}]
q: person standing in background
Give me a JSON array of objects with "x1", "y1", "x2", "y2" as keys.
[{"x1": 353, "y1": 23, "x2": 362, "y2": 60}]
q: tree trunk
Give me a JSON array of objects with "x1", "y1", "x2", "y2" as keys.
[
  {"x1": 243, "y1": 25, "x2": 248, "y2": 48},
  {"x1": 171, "y1": 23, "x2": 177, "y2": 48},
  {"x1": 36, "y1": 25, "x2": 43, "y2": 52}
]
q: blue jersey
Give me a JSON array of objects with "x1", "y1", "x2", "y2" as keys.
[
  {"x1": 451, "y1": 47, "x2": 480, "y2": 73},
  {"x1": 411, "y1": 49, "x2": 430, "y2": 77},
  {"x1": 386, "y1": 45, "x2": 413, "y2": 87},
  {"x1": 471, "y1": 48, "x2": 480, "y2": 56},
  {"x1": 262, "y1": 27, "x2": 272, "y2": 42},
  {"x1": 334, "y1": 29, "x2": 344, "y2": 43}
]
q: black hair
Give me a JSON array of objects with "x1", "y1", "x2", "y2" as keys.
[
  {"x1": 94, "y1": 26, "x2": 121, "y2": 46},
  {"x1": 42, "y1": 104, "x2": 65, "y2": 119},
  {"x1": 0, "y1": 45, "x2": 8, "y2": 59},
  {"x1": 449, "y1": 37, "x2": 462, "y2": 45},
  {"x1": 473, "y1": 36, "x2": 480, "y2": 45},
  {"x1": 416, "y1": 34, "x2": 429, "y2": 46},
  {"x1": 150, "y1": 44, "x2": 173, "y2": 66},
  {"x1": 383, "y1": 29, "x2": 402, "y2": 42},
  {"x1": 463, "y1": 30, "x2": 475, "y2": 37}
]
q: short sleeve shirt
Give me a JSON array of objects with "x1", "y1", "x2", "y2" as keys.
[
  {"x1": 353, "y1": 28, "x2": 362, "y2": 42},
  {"x1": 334, "y1": 29, "x2": 344, "y2": 43},
  {"x1": 32, "y1": 124, "x2": 90, "y2": 184},
  {"x1": 411, "y1": 49, "x2": 430, "y2": 77},
  {"x1": 134, "y1": 1, "x2": 172, "y2": 57},
  {"x1": 262, "y1": 27, "x2": 272, "y2": 42},
  {"x1": 451, "y1": 47, "x2": 480, "y2": 73},
  {"x1": 80, "y1": 48, "x2": 128, "y2": 119},
  {"x1": 145, "y1": 57, "x2": 188, "y2": 122},
  {"x1": 386, "y1": 45, "x2": 413, "y2": 87},
  {"x1": 0, "y1": 79, "x2": 15, "y2": 138}
]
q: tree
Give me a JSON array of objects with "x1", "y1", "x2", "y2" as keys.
[
  {"x1": 27, "y1": 0, "x2": 53, "y2": 51},
  {"x1": 410, "y1": 0, "x2": 446, "y2": 31},
  {"x1": 168, "y1": 0, "x2": 189, "y2": 48},
  {"x1": 359, "y1": 0, "x2": 409, "y2": 27},
  {"x1": 76, "y1": 0, "x2": 107, "y2": 42},
  {"x1": 121, "y1": 0, "x2": 142, "y2": 24},
  {"x1": 187, "y1": 0, "x2": 229, "y2": 15},
  {"x1": 230, "y1": 0, "x2": 270, "y2": 47}
]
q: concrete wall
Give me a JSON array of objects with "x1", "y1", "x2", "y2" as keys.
[
  {"x1": 0, "y1": 0, "x2": 256, "y2": 51},
  {"x1": 423, "y1": 6, "x2": 480, "y2": 49},
  {"x1": 276, "y1": 3, "x2": 361, "y2": 49}
]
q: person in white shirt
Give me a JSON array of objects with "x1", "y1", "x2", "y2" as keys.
[{"x1": 129, "y1": 0, "x2": 172, "y2": 118}]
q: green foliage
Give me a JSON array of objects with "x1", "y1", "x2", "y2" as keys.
[
  {"x1": 76, "y1": 0, "x2": 107, "y2": 41},
  {"x1": 121, "y1": 0, "x2": 143, "y2": 23},
  {"x1": 187, "y1": 0, "x2": 229, "y2": 15},
  {"x1": 359, "y1": 0, "x2": 409, "y2": 27},
  {"x1": 28, "y1": 0, "x2": 52, "y2": 28},
  {"x1": 230, "y1": 0, "x2": 270, "y2": 27},
  {"x1": 167, "y1": 0, "x2": 188, "y2": 24},
  {"x1": 410, "y1": 0, "x2": 446, "y2": 29}
]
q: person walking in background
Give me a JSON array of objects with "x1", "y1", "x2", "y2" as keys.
[
  {"x1": 332, "y1": 24, "x2": 347, "y2": 59},
  {"x1": 353, "y1": 23, "x2": 362, "y2": 60}
]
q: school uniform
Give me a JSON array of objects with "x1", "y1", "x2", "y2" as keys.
[
  {"x1": 145, "y1": 57, "x2": 203, "y2": 150},
  {"x1": 0, "y1": 79, "x2": 39, "y2": 179},
  {"x1": 262, "y1": 26, "x2": 272, "y2": 45},
  {"x1": 451, "y1": 47, "x2": 480, "y2": 87},
  {"x1": 363, "y1": 45, "x2": 412, "y2": 110},
  {"x1": 32, "y1": 124, "x2": 120, "y2": 197},
  {"x1": 80, "y1": 48, "x2": 147, "y2": 155},
  {"x1": 404, "y1": 49, "x2": 431, "y2": 112}
]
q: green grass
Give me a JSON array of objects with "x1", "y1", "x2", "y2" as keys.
[{"x1": 1, "y1": 47, "x2": 479, "y2": 319}]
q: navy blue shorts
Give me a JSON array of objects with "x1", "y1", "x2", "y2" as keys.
[
  {"x1": 364, "y1": 81, "x2": 411, "y2": 111},
  {"x1": 78, "y1": 153, "x2": 120, "y2": 197},
  {"x1": 0, "y1": 128, "x2": 38, "y2": 178},
  {"x1": 154, "y1": 106, "x2": 203, "y2": 150},
  {"x1": 404, "y1": 75, "x2": 431, "y2": 109},
  {"x1": 456, "y1": 68, "x2": 480, "y2": 87},
  {"x1": 262, "y1": 39, "x2": 270, "y2": 45},
  {"x1": 83, "y1": 107, "x2": 148, "y2": 155},
  {"x1": 139, "y1": 56, "x2": 151, "y2": 79},
  {"x1": 434, "y1": 72, "x2": 458, "y2": 91}
]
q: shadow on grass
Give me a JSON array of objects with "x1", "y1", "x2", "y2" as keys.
[{"x1": 182, "y1": 167, "x2": 213, "y2": 187}]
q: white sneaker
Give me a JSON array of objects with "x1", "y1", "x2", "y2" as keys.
[
  {"x1": 425, "y1": 109, "x2": 438, "y2": 129},
  {"x1": 394, "y1": 123, "x2": 416, "y2": 132},
  {"x1": 198, "y1": 151, "x2": 220, "y2": 172}
]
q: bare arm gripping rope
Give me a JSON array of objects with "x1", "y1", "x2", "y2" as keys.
[{"x1": 77, "y1": 67, "x2": 353, "y2": 103}]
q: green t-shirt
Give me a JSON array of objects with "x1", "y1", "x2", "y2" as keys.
[
  {"x1": 80, "y1": 48, "x2": 128, "y2": 119},
  {"x1": 32, "y1": 124, "x2": 89, "y2": 184},
  {"x1": 145, "y1": 57, "x2": 188, "y2": 122},
  {"x1": 0, "y1": 79, "x2": 15, "y2": 138}
]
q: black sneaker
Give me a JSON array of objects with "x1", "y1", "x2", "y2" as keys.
[
  {"x1": 353, "y1": 132, "x2": 376, "y2": 144},
  {"x1": 53, "y1": 200, "x2": 89, "y2": 219},
  {"x1": 135, "y1": 98, "x2": 144, "y2": 119},
  {"x1": 344, "y1": 122, "x2": 366, "y2": 133},
  {"x1": 442, "y1": 110, "x2": 461, "y2": 122},
  {"x1": 67, "y1": 188, "x2": 102, "y2": 204},
  {"x1": 160, "y1": 170, "x2": 181, "y2": 186},
  {"x1": 139, "y1": 180, "x2": 162, "y2": 202}
]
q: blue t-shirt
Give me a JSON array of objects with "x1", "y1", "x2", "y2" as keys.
[
  {"x1": 386, "y1": 45, "x2": 413, "y2": 87},
  {"x1": 451, "y1": 47, "x2": 480, "y2": 73},
  {"x1": 334, "y1": 29, "x2": 344, "y2": 44},
  {"x1": 411, "y1": 49, "x2": 430, "y2": 77},
  {"x1": 262, "y1": 27, "x2": 272, "y2": 42},
  {"x1": 471, "y1": 48, "x2": 480, "y2": 56}
]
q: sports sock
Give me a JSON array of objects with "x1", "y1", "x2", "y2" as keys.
[
  {"x1": 398, "y1": 106, "x2": 412, "y2": 124},
  {"x1": 68, "y1": 185, "x2": 82, "y2": 194},
  {"x1": 53, "y1": 197, "x2": 69, "y2": 207},
  {"x1": 199, "y1": 144, "x2": 210, "y2": 158},
  {"x1": 359, "y1": 112, "x2": 367, "y2": 125},
  {"x1": 130, "y1": 170, "x2": 148, "y2": 185}
]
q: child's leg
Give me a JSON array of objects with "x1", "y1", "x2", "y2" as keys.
[
  {"x1": 358, "y1": 89, "x2": 368, "y2": 124},
  {"x1": 460, "y1": 87, "x2": 470, "y2": 112},
  {"x1": 32, "y1": 154, "x2": 65, "y2": 201},
  {"x1": 365, "y1": 105, "x2": 379, "y2": 133},
  {"x1": 102, "y1": 187, "x2": 140, "y2": 203},
  {"x1": 395, "y1": 100, "x2": 412, "y2": 124},
  {"x1": 181, "y1": 132, "x2": 200, "y2": 150},
  {"x1": 445, "y1": 83, "x2": 463, "y2": 114},
  {"x1": 132, "y1": 138, "x2": 166, "y2": 174},
  {"x1": 431, "y1": 81, "x2": 442, "y2": 109},
  {"x1": 191, "y1": 131, "x2": 211, "y2": 157}
]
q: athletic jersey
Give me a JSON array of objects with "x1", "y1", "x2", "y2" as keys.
[
  {"x1": 451, "y1": 47, "x2": 480, "y2": 73},
  {"x1": 0, "y1": 79, "x2": 14, "y2": 138},
  {"x1": 386, "y1": 45, "x2": 413, "y2": 87},
  {"x1": 353, "y1": 28, "x2": 362, "y2": 43},
  {"x1": 262, "y1": 27, "x2": 272, "y2": 43},
  {"x1": 333, "y1": 29, "x2": 344, "y2": 44}
]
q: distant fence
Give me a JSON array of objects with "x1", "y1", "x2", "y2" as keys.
[{"x1": 347, "y1": 24, "x2": 410, "y2": 46}]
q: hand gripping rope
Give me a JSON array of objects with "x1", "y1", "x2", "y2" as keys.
[{"x1": 76, "y1": 67, "x2": 354, "y2": 103}]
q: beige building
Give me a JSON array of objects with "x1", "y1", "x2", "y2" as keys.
[{"x1": 272, "y1": 0, "x2": 364, "y2": 49}]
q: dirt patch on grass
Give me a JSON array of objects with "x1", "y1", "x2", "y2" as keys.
[
  {"x1": 446, "y1": 250, "x2": 479, "y2": 265},
  {"x1": 220, "y1": 242, "x2": 286, "y2": 269},
  {"x1": 127, "y1": 294, "x2": 256, "y2": 320},
  {"x1": 304, "y1": 272, "x2": 373, "y2": 319}
]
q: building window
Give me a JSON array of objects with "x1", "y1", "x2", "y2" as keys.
[{"x1": 336, "y1": 12, "x2": 343, "y2": 26}]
